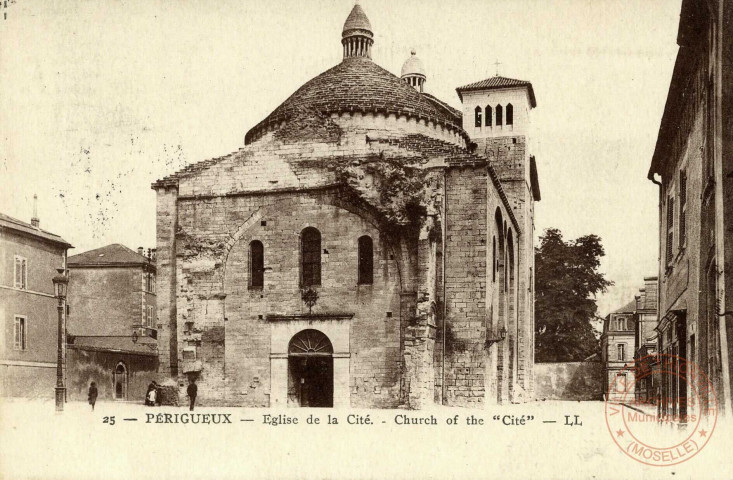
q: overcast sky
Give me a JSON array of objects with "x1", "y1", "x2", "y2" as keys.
[{"x1": 0, "y1": 0, "x2": 682, "y2": 315}]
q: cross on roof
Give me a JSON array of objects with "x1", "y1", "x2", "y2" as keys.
[{"x1": 494, "y1": 59, "x2": 502, "y2": 77}]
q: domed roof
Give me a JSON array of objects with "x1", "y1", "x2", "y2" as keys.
[
  {"x1": 245, "y1": 57, "x2": 465, "y2": 144},
  {"x1": 401, "y1": 50, "x2": 426, "y2": 78},
  {"x1": 342, "y1": 3, "x2": 373, "y2": 39}
]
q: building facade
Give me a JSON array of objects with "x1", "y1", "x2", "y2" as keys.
[
  {"x1": 601, "y1": 301, "x2": 636, "y2": 401},
  {"x1": 0, "y1": 210, "x2": 71, "y2": 398},
  {"x1": 647, "y1": 0, "x2": 733, "y2": 421},
  {"x1": 66, "y1": 244, "x2": 158, "y2": 402},
  {"x1": 633, "y1": 277, "x2": 659, "y2": 404},
  {"x1": 153, "y1": 4, "x2": 539, "y2": 408}
]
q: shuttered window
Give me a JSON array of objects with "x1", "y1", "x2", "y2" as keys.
[
  {"x1": 679, "y1": 170, "x2": 687, "y2": 247},
  {"x1": 666, "y1": 196, "x2": 674, "y2": 265},
  {"x1": 14, "y1": 256, "x2": 27, "y2": 289},
  {"x1": 14, "y1": 316, "x2": 26, "y2": 350}
]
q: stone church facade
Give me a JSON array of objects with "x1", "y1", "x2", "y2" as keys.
[{"x1": 153, "y1": 4, "x2": 540, "y2": 408}]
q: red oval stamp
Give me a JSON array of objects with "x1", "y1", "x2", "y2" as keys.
[{"x1": 604, "y1": 353, "x2": 718, "y2": 466}]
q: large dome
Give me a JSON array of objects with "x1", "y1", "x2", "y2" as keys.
[{"x1": 244, "y1": 57, "x2": 464, "y2": 144}]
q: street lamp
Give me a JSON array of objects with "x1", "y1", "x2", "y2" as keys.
[
  {"x1": 485, "y1": 325, "x2": 508, "y2": 348},
  {"x1": 52, "y1": 268, "x2": 69, "y2": 413}
]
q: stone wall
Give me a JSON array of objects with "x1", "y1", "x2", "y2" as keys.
[
  {"x1": 170, "y1": 188, "x2": 404, "y2": 407},
  {"x1": 66, "y1": 347, "x2": 158, "y2": 403},
  {"x1": 442, "y1": 166, "x2": 488, "y2": 407}
]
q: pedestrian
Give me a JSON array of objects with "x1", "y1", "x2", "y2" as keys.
[
  {"x1": 146, "y1": 385, "x2": 157, "y2": 406},
  {"x1": 187, "y1": 379, "x2": 198, "y2": 411},
  {"x1": 145, "y1": 382, "x2": 156, "y2": 406},
  {"x1": 88, "y1": 381, "x2": 98, "y2": 411},
  {"x1": 154, "y1": 381, "x2": 162, "y2": 406}
]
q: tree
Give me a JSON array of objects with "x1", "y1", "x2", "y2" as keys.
[{"x1": 534, "y1": 228, "x2": 613, "y2": 362}]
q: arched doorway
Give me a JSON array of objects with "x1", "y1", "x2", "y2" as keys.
[
  {"x1": 114, "y1": 362, "x2": 127, "y2": 400},
  {"x1": 288, "y1": 329, "x2": 333, "y2": 407}
]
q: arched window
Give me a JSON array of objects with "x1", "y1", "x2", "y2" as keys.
[
  {"x1": 506, "y1": 103, "x2": 513, "y2": 125},
  {"x1": 358, "y1": 235, "x2": 373, "y2": 285},
  {"x1": 474, "y1": 106, "x2": 482, "y2": 127},
  {"x1": 496, "y1": 104, "x2": 503, "y2": 126},
  {"x1": 250, "y1": 240, "x2": 264, "y2": 288},
  {"x1": 485, "y1": 105, "x2": 492, "y2": 127},
  {"x1": 301, "y1": 227, "x2": 321, "y2": 287}
]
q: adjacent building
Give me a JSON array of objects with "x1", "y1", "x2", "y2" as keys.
[
  {"x1": 66, "y1": 244, "x2": 158, "y2": 402},
  {"x1": 152, "y1": 4, "x2": 540, "y2": 408},
  {"x1": 0, "y1": 209, "x2": 72, "y2": 398},
  {"x1": 601, "y1": 300, "x2": 637, "y2": 401},
  {"x1": 633, "y1": 277, "x2": 659, "y2": 404},
  {"x1": 647, "y1": 0, "x2": 733, "y2": 420}
]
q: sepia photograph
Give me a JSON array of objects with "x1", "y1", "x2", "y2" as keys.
[{"x1": 1, "y1": 0, "x2": 732, "y2": 478}]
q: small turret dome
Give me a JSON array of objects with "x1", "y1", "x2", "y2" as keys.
[
  {"x1": 401, "y1": 50, "x2": 426, "y2": 77},
  {"x1": 401, "y1": 50, "x2": 426, "y2": 92}
]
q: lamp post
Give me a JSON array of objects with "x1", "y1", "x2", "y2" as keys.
[{"x1": 52, "y1": 268, "x2": 69, "y2": 412}]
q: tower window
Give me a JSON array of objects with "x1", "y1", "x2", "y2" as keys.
[
  {"x1": 496, "y1": 104, "x2": 503, "y2": 126},
  {"x1": 485, "y1": 105, "x2": 492, "y2": 127},
  {"x1": 474, "y1": 106, "x2": 482, "y2": 127},
  {"x1": 301, "y1": 227, "x2": 321, "y2": 287},
  {"x1": 506, "y1": 103, "x2": 513, "y2": 125},
  {"x1": 250, "y1": 240, "x2": 264, "y2": 288},
  {"x1": 358, "y1": 235, "x2": 373, "y2": 285}
]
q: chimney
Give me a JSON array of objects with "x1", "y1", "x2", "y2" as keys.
[
  {"x1": 31, "y1": 194, "x2": 39, "y2": 228},
  {"x1": 138, "y1": 247, "x2": 144, "y2": 255}
]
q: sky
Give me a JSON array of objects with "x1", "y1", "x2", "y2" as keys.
[{"x1": 0, "y1": 0, "x2": 682, "y2": 316}]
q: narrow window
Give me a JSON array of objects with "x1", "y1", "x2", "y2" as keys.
[
  {"x1": 679, "y1": 170, "x2": 687, "y2": 247},
  {"x1": 358, "y1": 236, "x2": 373, "y2": 285},
  {"x1": 14, "y1": 316, "x2": 26, "y2": 350},
  {"x1": 617, "y1": 344, "x2": 625, "y2": 361},
  {"x1": 14, "y1": 256, "x2": 27, "y2": 289},
  {"x1": 145, "y1": 271, "x2": 156, "y2": 293},
  {"x1": 666, "y1": 196, "x2": 674, "y2": 265},
  {"x1": 474, "y1": 106, "x2": 482, "y2": 127},
  {"x1": 301, "y1": 228, "x2": 321, "y2": 287},
  {"x1": 485, "y1": 105, "x2": 492, "y2": 127},
  {"x1": 146, "y1": 306, "x2": 155, "y2": 328},
  {"x1": 492, "y1": 237, "x2": 497, "y2": 282},
  {"x1": 250, "y1": 240, "x2": 264, "y2": 288},
  {"x1": 506, "y1": 103, "x2": 514, "y2": 125},
  {"x1": 496, "y1": 104, "x2": 503, "y2": 126}
]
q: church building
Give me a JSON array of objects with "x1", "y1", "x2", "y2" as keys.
[{"x1": 152, "y1": 3, "x2": 540, "y2": 408}]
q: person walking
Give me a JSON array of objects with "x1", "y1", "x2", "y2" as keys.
[
  {"x1": 88, "y1": 382, "x2": 98, "y2": 411},
  {"x1": 187, "y1": 379, "x2": 198, "y2": 411}
]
